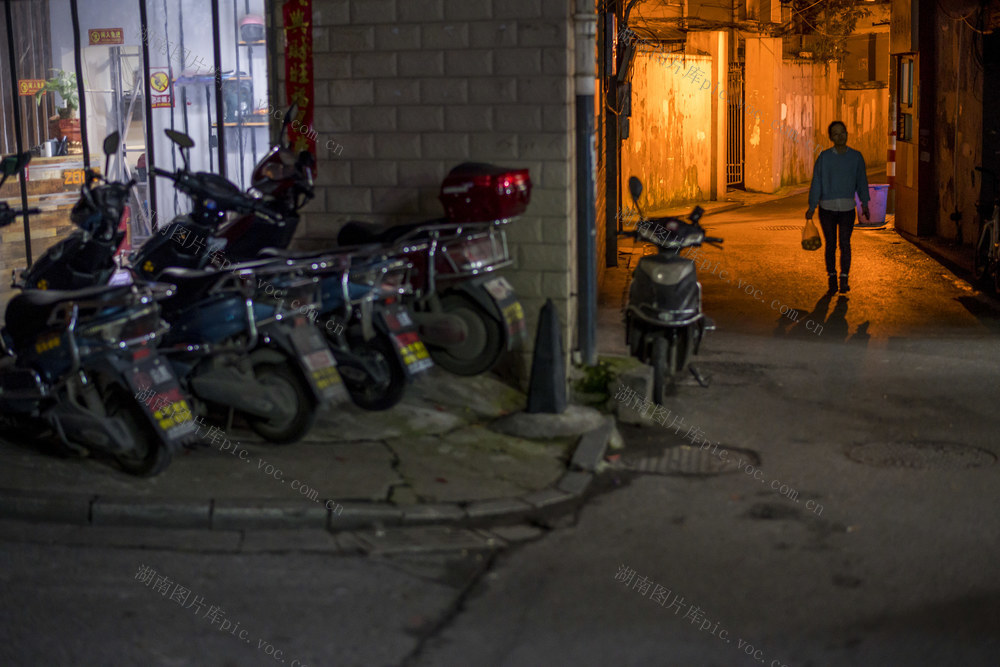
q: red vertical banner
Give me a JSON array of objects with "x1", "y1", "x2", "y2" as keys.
[{"x1": 283, "y1": 0, "x2": 315, "y2": 163}]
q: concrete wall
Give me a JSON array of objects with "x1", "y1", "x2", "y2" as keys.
[
  {"x1": 620, "y1": 50, "x2": 714, "y2": 213},
  {"x1": 290, "y1": 0, "x2": 579, "y2": 381}
]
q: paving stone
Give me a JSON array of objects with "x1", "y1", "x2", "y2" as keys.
[
  {"x1": 556, "y1": 471, "x2": 593, "y2": 496},
  {"x1": 570, "y1": 421, "x2": 612, "y2": 471},
  {"x1": 328, "y1": 503, "x2": 403, "y2": 531},
  {"x1": 400, "y1": 503, "x2": 467, "y2": 524},
  {"x1": 519, "y1": 488, "x2": 574, "y2": 509},
  {"x1": 351, "y1": 525, "x2": 497, "y2": 554},
  {"x1": 0, "y1": 519, "x2": 242, "y2": 551},
  {"x1": 92, "y1": 496, "x2": 211, "y2": 528},
  {"x1": 464, "y1": 498, "x2": 532, "y2": 519},
  {"x1": 612, "y1": 364, "x2": 654, "y2": 424},
  {"x1": 211, "y1": 500, "x2": 328, "y2": 530},
  {"x1": 484, "y1": 524, "x2": 546, "y2": 542},
  {"x1": 0, "y1": 490, "x2": 92, "y2": 525}
]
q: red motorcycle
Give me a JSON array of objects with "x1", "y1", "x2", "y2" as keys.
[
  {"x1": 333, "y1": 163, "x2": 530, "y2": 375},
  {"x1": 217, "y1": 108, "x2": 531, "y2": 376}
]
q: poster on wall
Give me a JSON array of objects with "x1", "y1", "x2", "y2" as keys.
[
  {"x1": 149, "y1": 68, "x2": 173, "y2": 109},
  {"x1": 283, "y1": 0, "x2": 315, "y2": 164}
]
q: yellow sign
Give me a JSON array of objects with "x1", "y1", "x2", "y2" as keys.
[
  {"x1": 149, "y1": 68, "x2": 173, "y2": 109},
  {"x1": 89, "y1": 28, "x2": 124, "y2": 45},
  {"x1": 18, "y1": 79, "x2": 45, "y2": 96},
  {"x1": 149, "y1": 71, "x2": 170, "y2": 93}
]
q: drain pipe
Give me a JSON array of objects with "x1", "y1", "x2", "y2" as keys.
[{"x1": 575, "y1": 4, "x2": 597, "y2": 366}]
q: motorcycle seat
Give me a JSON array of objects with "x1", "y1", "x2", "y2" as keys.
[
  {"x1": 258, "y1": 247, "x2": 323, "y2": 260},
  {"x1": 158, "y1": 267, "x2": 234, "y2": 304},
  {"x1": 4, "y1": 283, "x2": 135, "y2": 348},
  {"x1": 337, "y1": 218, "x2": 447, "y2": 246}
]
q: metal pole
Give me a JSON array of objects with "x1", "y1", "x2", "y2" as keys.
[
  {"x1": 603, "y1": 10, "x2": 619, "y2": 268},
  {"x1": 70, "y1": 0, "x2": 88, "y2": 167},
  {"x1": 211, "y1": 0, "x2": 227, "y2": 177},
  {"x1": 575, "y1": 7, "x2": 597, "y2": 365},
  {"x1": 138, "y1": 0, "x2": 158, "y2": 231},
  {"x1": 4, "y1": 0, "x2": 31, "y2": 264}
]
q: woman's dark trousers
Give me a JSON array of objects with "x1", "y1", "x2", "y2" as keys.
[{"x1": 818, "y1": 207, "x2": 855, "y2": 276}]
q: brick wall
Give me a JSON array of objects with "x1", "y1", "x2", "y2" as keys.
[{"x1": 287, "y1": 0, "x2": 579, "y2": 382}]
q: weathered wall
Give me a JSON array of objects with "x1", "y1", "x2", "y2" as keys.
[
  {"x1": 289, "y1": 0, "x2": 579, "y2": 381},
  {"x1": 934, "y1": 17, "x2": 982, "y2": 244},
  {"x1": 839, "y1": 85, "x2": 889, "y2": 170},
  {"x1": 620, "y1": 50, "x2": 713, "y2": 214},
  {"x1": 777, "y1": 60, "x2": 838, "y2": 187}
]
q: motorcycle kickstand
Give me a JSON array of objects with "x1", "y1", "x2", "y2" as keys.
[{"x1": 689, "y1": 364, "x2": 711, "y2": 388}]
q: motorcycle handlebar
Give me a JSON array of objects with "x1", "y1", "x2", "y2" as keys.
[{"x1": 152, "y1": 166, "x2": 176, "y2": 181}]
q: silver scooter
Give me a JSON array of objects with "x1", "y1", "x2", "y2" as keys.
[{"x1": 624, "y1": 176, "x2": 724, "y2": 402}]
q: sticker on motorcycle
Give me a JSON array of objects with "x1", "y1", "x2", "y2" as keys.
[
  {"x1": 483, "y1": 276, "x2": 527, "y2": 342},
  {"x1": 391, "y1": 330, "x2": 434, "y2": 374},
  {"x1": 127, "y1": 355, "x2": 196, "y2": 442},
  {"x1": 288, "y1": 319, "x2": 349, "y2": 403}
]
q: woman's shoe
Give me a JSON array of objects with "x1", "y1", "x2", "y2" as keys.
[
  {"x1": 827, "y1": 274, "x2": 838, "y2": 293},
  {"x1": 839, "y1": 274, "x2": 850, "y2": 293}
]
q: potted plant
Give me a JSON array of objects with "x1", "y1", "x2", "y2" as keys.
[
  {"x1": 35, "y1": 69, "x2": 78, "y2": 119},
  {"x1": 35, "y1": 69, "x2": 81, "y2": 146}
]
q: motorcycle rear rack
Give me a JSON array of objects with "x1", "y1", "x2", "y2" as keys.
[{"x1": 390, "y1": 219, "x2": 514, "y2": 296}]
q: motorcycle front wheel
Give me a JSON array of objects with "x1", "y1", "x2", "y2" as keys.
[
  {"x1": 973, "y1": 220, "x2": 993, "y2": 288},
  {"x1": 429, "y1": 292, "x2": 504, "y2": 376},
  {"x1": 651, "y1": 336, "x2": 677, "y2": 405},
  {"x1": 246, "y1": 362, "x2": 317, "y2": 444},
  {"x1": 342, "y1": 333, "x2": 407, "y2": 411}
]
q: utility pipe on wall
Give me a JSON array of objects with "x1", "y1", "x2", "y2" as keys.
[{"x1": 575, "y1": 4, "x2": 598, "y2": 365}]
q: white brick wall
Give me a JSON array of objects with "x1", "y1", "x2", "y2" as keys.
[{"x1": 286, "y1": 0, "x2": 579, "y2": 383}]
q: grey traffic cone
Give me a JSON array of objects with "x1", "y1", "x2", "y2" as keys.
[{"x1": 526, "y1": 299, "x2": 567, "y2": 414}]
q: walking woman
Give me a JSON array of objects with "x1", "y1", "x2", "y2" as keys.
[{"x1": 806, "y1": 121, "x2": 869, "y2": 293}]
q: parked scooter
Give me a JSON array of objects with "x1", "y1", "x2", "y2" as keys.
[
  {"x1": 16, "y1": 132, "x2": 133, "y2": 291},
  {"x1": 0, "y1": 153, "x2": 193, "y2": 475},
  {"x1": 216, "y1": 111, "x2": 532, "y2": 377},
  {"x1": 624, "y1": 176, "x2": 723, "y2": 402},
  {"x1": 152, "y1": 262, "x2": 328, "y2": 443}
]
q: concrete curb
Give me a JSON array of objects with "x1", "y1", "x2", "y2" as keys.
[{"x1": 0, "y1": 416, "x2": 616, "y2": 534}]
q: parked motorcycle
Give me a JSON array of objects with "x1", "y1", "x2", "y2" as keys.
[
  {"x1": 215, "y1": 112, "x2": 531, "y2": 377},
  {"x1": 0, "y1": 153, "x2": 192, "y2": 475},
  {"x1": 16, "y1": 132, "x2": 132, "y2": 291},
  {"x1": 152, "y1": 262, "x2": 327, "y2": 443},
  {"x1": 624, "y1": 176, "x2": 723, "y2": 402},
  {"x1": 12, "y1": 134, "x2": 338, "y2": 443}
]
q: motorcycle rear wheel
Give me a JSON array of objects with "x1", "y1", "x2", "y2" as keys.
[
  {"x1": 104, "y1": 385, "x2": 172, "y2": 477},
  {"x1": 343, "y1": 333, "x2": 407, "y2": 411},
  {"x1": 429, "y1": 292, "x2": 504, "y2": 376},
  {"x1": 246, "y1": 362, "x2": 317, "y2": 444}
]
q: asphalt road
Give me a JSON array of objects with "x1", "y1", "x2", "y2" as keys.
[{"x1": 3, "y1": 191, "x2": 999, "y2": 666}]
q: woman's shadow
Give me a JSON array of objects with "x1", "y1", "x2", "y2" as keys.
[{"x1": 776, "y1": 293, "x2": 870, "y2": 344}]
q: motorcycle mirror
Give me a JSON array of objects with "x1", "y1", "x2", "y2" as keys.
[
  {"x1": 165, "y1": 128, "x2": 194, "y2": 149},
  {"x1": 628, "y1": 176, "x2": 643, "y2": 203},
  {"x1": 103, "y1": 131, "x2": 120, "y2": 178},
  {"x1": 164, "y1": 129, "x2": 194, "y2": 171},
  {"x1": 0, "y1": 152, "x2": 31, "y2": 189},
  {"x1": 281, "y1": 104, "x2": 298, "y2": 148}
]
